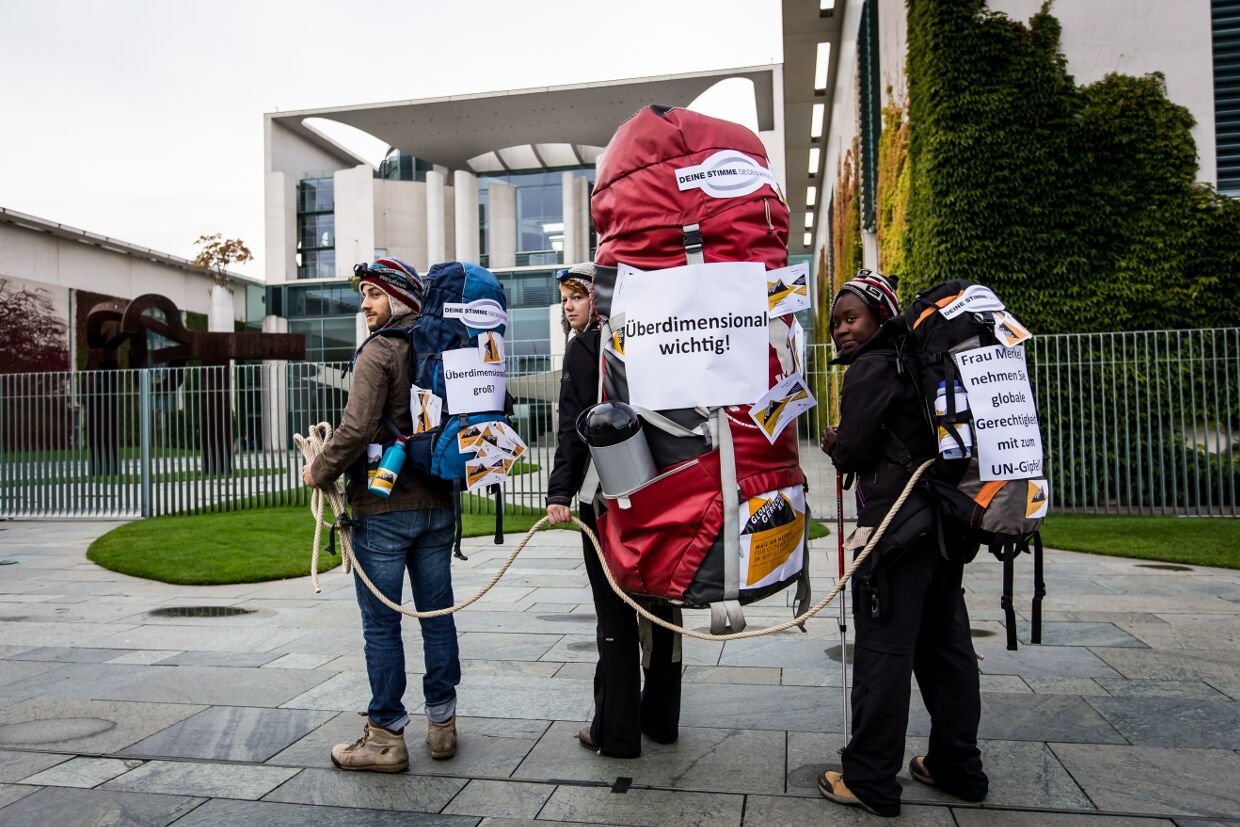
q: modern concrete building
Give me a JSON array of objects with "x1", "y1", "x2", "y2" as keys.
[
  {"x1": 0, "y1": 207, "x2": 259, "y2": 373},
  {"x1": 262, "y1": 67, "x2": 788, "y2": 366}
]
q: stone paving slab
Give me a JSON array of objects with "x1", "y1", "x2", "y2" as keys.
[
  {"x1": 262, "y1": 766, "x2": 466, "y2": 812},
  {"x1": 743, "y1": 794, "x2": 955, "y2": 825},
  {"x1": 0, "y1": 783, "x2": 38, "y2": 809},
  {"x1": 119, "y1": 706, "x2": 335, "y2": 762},
  {"x1": 951, "y1": 812, "x2": 1173, "y2": 826},
  {"x1": 514, "y1": 721, "x2": 786, "y2": 794},
  {"x1": 0, "y1": 749, "x2": 68, "y2": 782},
  {"x1": 170, "y1": 797, "x2": 479, "y2": 826},
  {"x1": 1051, "y1": 743, "x2": 1240, "y2": 818},
  {"x1": 0, "y1": 698, "x2": 205, "y2": 754},
  {"x1": 538, "y1": 785, "x2": 745, "y2": 827},
  {"x1": 18, "y1": 756, "x2": 142, "y2": 788},
  {"x1": 1084, "y1": 695, "x2": 1240, "y2": 748},
  {"x1": 442, "y1": 779, "x2": 553, "y2": 820},
  {"x1": 104, "y1": 758, "x2": 300, "y2": 800},
  {"x1": 0, "y1": 785, "x2": 204, "y2": 825}
]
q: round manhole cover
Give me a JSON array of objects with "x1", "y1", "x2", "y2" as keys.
[
  {"x1": 1135, "y1": 563, "x2": 1192, "y2": 572},
  {"x1": 536, "y1": 614, "x2": 596, "y2": 623},
  {"x1": 0, "y1": 560, "x2": 18, "y2": 566},
  {"x1": 0, "y1": 717, "x2": 116, "y2": 744},
  {"x1": 971, "y1": 628, "x2": 997, "y2": 638},
  {"x1": 148, "y1": 606, "x2": 256, "y2": 618},
  {"x1": 567, "y1": 641, "x2": 597, "y2": 652}
]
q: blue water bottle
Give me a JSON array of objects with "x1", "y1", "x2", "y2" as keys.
[{"x1": 368, "y1": 441, "x2": 407, "y2": 498}]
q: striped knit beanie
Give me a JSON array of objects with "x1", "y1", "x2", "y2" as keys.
[
  {"x1": 354, "y1": 258, "x2": 426, "y2": 317},
  {"x1": 834, "y1": 268, "x2": 900, "y2": 324}
]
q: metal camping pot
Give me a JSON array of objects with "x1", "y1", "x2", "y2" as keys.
[{"x1": 577, "y1": 401, "x2": 657, "y2": 498}]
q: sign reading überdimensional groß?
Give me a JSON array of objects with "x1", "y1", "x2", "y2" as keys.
[
  {"x1": 442, "y1": 347, "x2": 506, "y2": 414},
  {"x1": 613, "y1": 262, "x2": 769, "y2": 410}
]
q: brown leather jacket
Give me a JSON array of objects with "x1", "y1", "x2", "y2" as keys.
[{"x1": 308, "y1": 313, "x2": 452, "y2": 515}]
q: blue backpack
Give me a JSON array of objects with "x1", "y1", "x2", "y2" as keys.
[{"x1": 359, "y1": 261, "x2": 513, "y2": 556}]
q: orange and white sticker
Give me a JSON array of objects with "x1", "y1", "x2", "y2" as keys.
[
  {"x1": 1026, "y1": 479, "x2": 1050, "y2": 519},
  {"x1": 739, "y1": 486, "x2": 806, "y2": 589}
]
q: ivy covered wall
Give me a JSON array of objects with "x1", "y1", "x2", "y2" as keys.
[{"x1": 903, "y1": 0, "x2": 1240, "y2": 334}]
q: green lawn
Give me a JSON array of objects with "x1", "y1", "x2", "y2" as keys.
[
  {"x1": 1040, "y1": 514, "x2": 1240, "y2": 569},
  {"x1": 88, "y1": 497, "x2": 829, "y2": 586},
  {"x1": 88, "y1": 495, "x2": 548, "y2": 586}
]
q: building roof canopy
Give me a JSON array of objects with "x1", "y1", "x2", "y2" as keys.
[{"x1": 269, "y1": 67, "x2": 778, "y2": 172}]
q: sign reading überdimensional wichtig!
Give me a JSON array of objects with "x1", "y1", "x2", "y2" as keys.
[
  {"x1": 954, "y1": 344, "x2": 1043, "y2": 481},
  {"x1": 442, "y1": 347, "x2": 505, "y2": 415},
  {"x1": 614, "y1": 262, "x2": 769, "y2": 410}
]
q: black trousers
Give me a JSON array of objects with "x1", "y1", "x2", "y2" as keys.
[
  {"x1": 842, "y1": 536, "x2": 988, "y2": 815},
  {"x1": 579, "y1": 504, "x2": 682, "y2": 757}
]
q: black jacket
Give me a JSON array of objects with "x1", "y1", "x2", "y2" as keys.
[
  {"x1": 829, "y1": 323, "x2": 936, "y2": 527},
  {"x1": 547, "y1": 329, "x2": 600, "y2": 506}
]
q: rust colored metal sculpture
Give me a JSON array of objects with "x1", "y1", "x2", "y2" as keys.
[{"x1": 84, "y1": 294, "x2": 305, "y2": 475}]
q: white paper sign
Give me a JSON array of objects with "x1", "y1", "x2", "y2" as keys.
[
  {"x1": 441, "y1": 347, "x2": 506, "y2": 414},
  {"x1": 749, "y1": 373, "x2": 816, "y2": 444},
  {"x1": 613, "y1": 262, "x2": 769, "y2": 410},
  {"x1": 767, "y1": 262, "x2": 811, "y2": 317},
  {"x1": 786, "y1": 317, "x2": 806, "y2": 377},
  {"x1": 674, "y1": 150, "x2": 781, "y2": 199},
  {"x1": 443, "y1": 299, "x2": 507, "y2": 330},
  {"x1": 954, "y1": 345, "x2": 1043, "y2": 481},
  {"x1": 938, "y1": 284, "x2": 1006, "y2": 320}
]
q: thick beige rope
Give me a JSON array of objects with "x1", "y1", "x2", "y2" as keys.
[
  {"x1": 576, "y1": 458, "x2": 935, "y2": 641},
  {"x1": 294, "y1": 422, "x2": 537, "y2": 619},
  {"x1": 295, "y1": 422, "x2": 932, "y2": 638}
]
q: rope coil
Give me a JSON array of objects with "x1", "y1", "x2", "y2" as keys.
[{"x1": 295, "y1": 422, "x2": 931, "y2": 640}]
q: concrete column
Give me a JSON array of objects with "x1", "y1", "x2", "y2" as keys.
[
  {"x1": 355, "y1": 311, "x2": 369, "y2": 348},
  {"x1": 573, "y1": 175, "x2": 590, "y2": 262},
  {"x1": 265, "y1": 171, "x2": 296, "y2": 280},
  {"x1": 488, "y1": 182, "x2": 516, "y2": 268},
  {"x1": 208, "y1": 283, "x2": 235, "y2": 332},
  {"x1": 426, "y1": 169, "x2": 446, "y2": 265},
  {"x1": 334, "y1": 165, "x2": 376, "y2": 275},
  {"x1": 561, "y1": 171, "x2": 579, "y2": 266},
  {"x1": 261, "y1": 314, "x2": 290, "y2": 451},
  {"x1": 454, "y1": 169, "x2": 479, "y2": 263}
]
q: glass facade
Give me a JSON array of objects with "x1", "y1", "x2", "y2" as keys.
[
  {"x1": 297, "y1": 177, "x2": 336, "y2": 279},
  {"x1": 478, "y1": 167, "x2": 596, "y2": 265}
]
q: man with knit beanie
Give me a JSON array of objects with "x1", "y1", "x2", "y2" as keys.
[{"x1": 302, "y1": 257, "x2": 462, "y2": 773}]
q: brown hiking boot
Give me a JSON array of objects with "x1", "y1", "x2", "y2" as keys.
[
  {"x1": 330, "y1": 719, "x2": 408, "y2": 773},
  {"x1": 427, "y1": 716, "x2": 457, "y2": 760}
]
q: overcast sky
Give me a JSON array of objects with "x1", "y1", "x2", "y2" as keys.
[{"x1": 0, "y1": 0, "x2": 782, "y2": 279}]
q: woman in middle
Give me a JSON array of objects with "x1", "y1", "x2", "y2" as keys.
[{"x1": 545, "y1": 262, "x2": 682, "y2": 758}]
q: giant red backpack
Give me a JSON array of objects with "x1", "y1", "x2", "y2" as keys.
[{"x1": 589, "y1": 105, "x2": 809, "y2": 633}]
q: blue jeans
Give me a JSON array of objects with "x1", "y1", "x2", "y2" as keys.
[{"x1": 351, "y1": 507, "x2": 460, "y2": 731}]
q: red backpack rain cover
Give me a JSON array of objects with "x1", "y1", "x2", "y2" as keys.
[{"x1": 590, "y1": 106, "x2": 808, "y2": 622}]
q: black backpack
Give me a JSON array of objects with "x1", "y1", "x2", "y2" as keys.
[{"x1": 895, "y1": 276, "x2": 1049, "y2": 650}]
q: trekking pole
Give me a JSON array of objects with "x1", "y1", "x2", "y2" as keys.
[{"x1": 836, "y1": 471, "x2": 850, "y2": 737}]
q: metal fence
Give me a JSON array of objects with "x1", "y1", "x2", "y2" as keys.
[{"x1": 1, "y1": 328, "x2": 1236, "y2": 520}]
